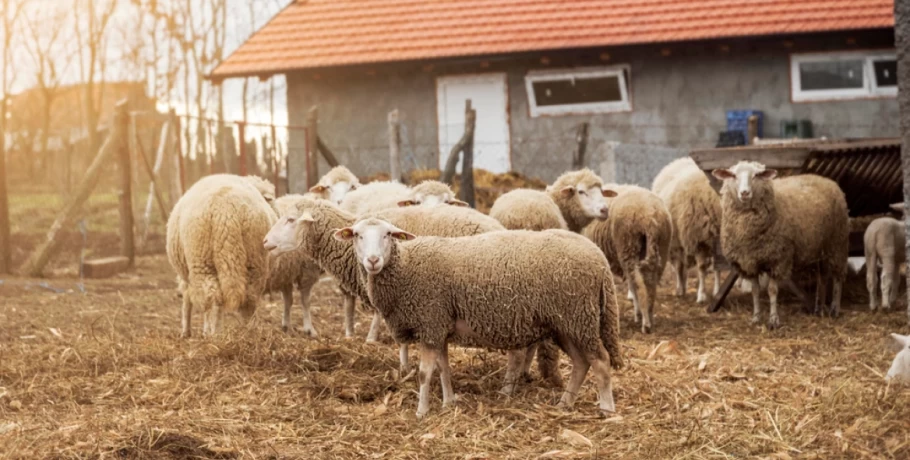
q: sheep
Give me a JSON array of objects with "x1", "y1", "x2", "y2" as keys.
[
  {"x1": 333, "y1": 218, "x2": 623, "y2": 418},
  {"x1": 167, "y1": 174, "x2": 277, "y2": 337},
  {"x1": 398, "y1": 180, "x2": 468, "y2": 207},
  {"x1": 307, "y1": 165, "x2": 361, "y2": 205},
  {"x1": 489, "y1": 168, "x2": 611, "y2": 233},
  {"x1": 583, "y1": 184, "x2": 672, "y2": 333},
  {"x1": 653, "y1": 158, "x2": 722, "y2": 303},
  {"x1": 886, "y1": 333, "x2": 910, "y2": 384},
  {"x1": 266, "y1": 194, "x2": 324, "y2": 337},
  {"x1": 712, "y1": 161, "x2": 849, "y2": 329},
  {"x1": 341, "y1": 180, "x2": 411, "y2": 216},
  {"x1": 864, "y1": 210, "x2": 906, "y2": 312},
  {"x1": 263, "y1": 196, "x2": 505, "y2": 372}
]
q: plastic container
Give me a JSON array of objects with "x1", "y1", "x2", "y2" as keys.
[
  {"x1": 726, "y1": 110, "x2": 764, "y2": 142},
  {"x1": 780, "y1": 120, "x2": 813, "y2": 139}
]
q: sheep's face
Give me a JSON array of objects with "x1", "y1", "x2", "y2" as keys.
[
  {"x1": 886, "y1": 333, "x2": 910, "y2": 384},
  {"x1": 310, "y1": 181, "x2": 358, "y2": 205},
  {"x1": 712, "y1": 161, "x2": 777, "y2": 203},
  {"x1": 334, "y1": 218, "x2": 416, "y2": 275},
  {"x1": 399, "y1": 191, "x2": 468, "y2": 208},
  {"x1": 263, "y1": 211, "x2": 309, "y2": 255},
  {"x1": 560, "y1": 183, "x2": 616, "y2": 219}
]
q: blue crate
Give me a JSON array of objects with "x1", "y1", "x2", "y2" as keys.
[{"x1": 726, "y1": 110, "x2": 763, "y2": 142}]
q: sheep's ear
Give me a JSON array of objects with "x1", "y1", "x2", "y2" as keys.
[
  {"x1": 602, "y1": 188, "x2": 618, "y2": 198},
  {"x1": 756, "y1": 169, "x2": 778, "y2": 180},
  {"x1": 390, "y1": 231, "x2": 417, "y2": 241},
  {"x1": 298, "y1": 211, "x2": 315, "y2": 223},
  {"x1": 892, "y1": 333, "x2": 910, "y2": 348},
  {"x1": 447, "y1": 199, "x2": 469, "y2": 207},
  {"x1": 333, "y1": 227, "x2": 355, "y2": 241},
  {"x1": 309, "y1": 184, "x2": 327, "y2": 193},
  {"x1": 712, "y1": 168, "x2": 735, "y2": 181},
  {"x1": 397, "y1": 200, "x2": 418, "y2": 207},
  {"x1": 890, "y1": 203, "x2": 905, "y2": 213},
  {"x1": 559, "y1": 186, "x2": 576, "y2": 198},
  {"x1": 350, "y1": 182, "x2": 360, "y2": 190}
]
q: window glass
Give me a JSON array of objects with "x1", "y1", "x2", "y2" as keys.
[
  {"x1": 531, "y1": 75, "x2": 622, "y2": 107},
  {"x1": 798, "y1": 60, "x2": 864, "y2": 91}
]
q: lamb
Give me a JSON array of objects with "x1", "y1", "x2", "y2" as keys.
[
  {"x1": 886, "y1": 333, "x2": 910, "y2": 384},
  {"x1": 266, "y1": 194, "x2": 323, "y2": 336},
  {"x1": 333, "y1": 218, "x2": 623, "y2": 418},
  {"x1": 307, "y1": 165, "x2": 361, "y2": 205},
  {"x1": 864, "y1": 208, "x2": 906, "y2": 311},
  {"x1": 583, "y1": 184, "x2": 672, "y2": 333},
  {"x1": 263, "y1": 196, "x2": 505, "y2": 370},
  {"x1": 489, "y1": 168, "x2": 611, "y2": 233},
  {"x1": 652, "y1": 157, "x2": 722, "y2": 303},
  {"x1": 341, "y1": 180, "x2": 411, "y2": 216},
  {"x1": 167, "y1": 174, "x2": 277, "y2": 337},
  {"x1": 712, "y1": 161, "x2": 849, "y2": 329},
  {"x1": 398, "y1": 180, "x2": 468, "y2": 207}
]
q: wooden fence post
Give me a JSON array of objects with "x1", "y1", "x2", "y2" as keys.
[
  {"x1": 138, "y1": 119, "x2": 171, "y2": 246},
  {"x1": 168, "y1": 110, "x2": 184, "y2": 202},
  {"x1": 317, "y1": 137, "x2": 339, "y2": 167},
  {"x1": 747, "y1": 115, "x2": 759, "y2": 144},
  {"x1": 237, "y1": 121, "x2": 247, "y2": 176},
  {"x1": 0, "y1": 95, "x2": 10, "y2": 274},
  {"x1": 388, "y1": 109, "x2": 402, "y2": 182},
  {"x1": 20, "y1": 100, "x2": 130, "y2": 277},
  {"x1": 306, "y1": 106, "x2": 319, "y2": 188},
  {"x1": 441, "y1": 100, "x2": 474, "y2": 185},
  {"x1": 118, "y1": 105, "x2": 135, "y2": 267},
  {"x1": 572, "y1": 122, "x2": 589, "y2": 170},
  {"x1": 460, "y1": 106, "x2": 476, "y2": 207}
]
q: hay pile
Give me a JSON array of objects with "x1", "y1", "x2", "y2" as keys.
[
  {"x1": 360, "y1": 168, "x2": 546, "y2": 214},
  {"x1": 1, "y1": 255, "x2": 910, "y2": 458}
]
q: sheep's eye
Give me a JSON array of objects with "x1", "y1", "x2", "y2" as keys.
[
  {"x1": 578, "y1": 190, "x2": 586, "y2": 196},
  {"x1": 287, "y1": 217, "x2": 296, "y2": 224}
]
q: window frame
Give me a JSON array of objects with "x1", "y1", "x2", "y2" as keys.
[
  {"x1": 790, "y1": 50, "x2": 897, "y2": 102},
  {"x1": 525, "y1": 65, "x2": 632, "y2": 117}
]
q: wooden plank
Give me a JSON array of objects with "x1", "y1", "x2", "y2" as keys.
[
  {"x1": 118, "y1": 107, "x2": 136, "y2": 267},
  {"x1": 305, "y1": 106, "x2": 319, "y2": 188},
  {"x1": 388, "y1": 109, "x2": 401, "y2": 182},
  {"x1": 83, "y1": 256, "x2": 130, "y2": 279},
  {"x1": 708, "y1": 270, "x2": 739, "y2": 313},
  {"x1": 689, "y1": 148, "x2": 811, "y2": 171}
]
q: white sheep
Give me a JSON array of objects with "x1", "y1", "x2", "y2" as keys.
[
  {"x1": 308, "y1": 165, "x2": 361, "y2": 205},
  {"x1": 886, "y1": 333, "x2": 910, "y2": 384},
  {"x1": 167, "y1": 174, "x2": 277, "y2": 337},
  {"x1": 652, "y1": 157, "x2": 722, "y2": 303},
  {"x1": 398, "y1": 180, "x2": 468, "y2": 207},
  {"x1": 865, "y1": 204, "x2": 906, "y2": 312},
  {"x1": 266, "y1": 194, "x2": 323, "y2": 337},
  {"x1": 712, "y1": 161, "x2": 849, "y2": 329},
  {"x1": 333, "y1": 218, "x2": 622, "y2": 418}
]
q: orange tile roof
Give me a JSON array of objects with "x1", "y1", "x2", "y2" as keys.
[{"x1": 213, "y1": 0, "x2": 895, "y2": 78}]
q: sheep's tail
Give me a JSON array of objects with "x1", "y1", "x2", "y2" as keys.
[
  {"x1": 599, "y1": 271, "x2": 623, "y2": 370},
  {"x1": 212, "y1": 212, "x2": 247, "y2": 313}
]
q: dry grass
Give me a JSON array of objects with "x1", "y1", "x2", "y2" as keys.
[{"x1": 1, "y1": 255, "x2": 910, "y2": 459}]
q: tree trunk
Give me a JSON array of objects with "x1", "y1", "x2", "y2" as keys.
[
  {"x1": 896, "y1": 0, "x2": 910, "y2": 323},
  {"x1": 0, "y1": 95, "x2": 10, "y2": 274}
]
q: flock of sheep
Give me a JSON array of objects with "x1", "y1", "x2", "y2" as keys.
[{"x1": 165, "y1": 158, "x2": 910, "y2": 418}]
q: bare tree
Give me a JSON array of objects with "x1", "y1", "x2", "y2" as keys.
[
  {"x1": 22, "y1": 3, "x2": 73, "y2": 180},
  {"x1": 74, "y1": 0, "x2": 117, "y2": 156},
  {"x1": 0, "y1": 0, "x2": 25, "y2": 274}
]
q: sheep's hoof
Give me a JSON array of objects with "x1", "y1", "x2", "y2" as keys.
[
  {"x1": 633, "y1": 312, "x2": 642, "y2": 324},
  {"x1": 641, "y1": 324, "x2": 652, "y2": 334},
  {"x1": 545, "y1": 374, "x2": 565, "y2": 389},
  {"x1": 767, "y1": 315, "x2": 780, "y2": 330},
  {"x1": 696, "y1": 293, "x2": 707, "y2": 304},
  {"x1": 520, "y1": 371, "x2": 533, "y2": 384},
  {"x1": 882, "y1": 304, "x2": 892, "y2": 312},
  {"x1": 442, "y1": 394, "x2": 461, "y2": 408},
  {"x1": 180, "y1": 331, "x2": 191, "y2": 339},
  {"x1": 556, "y1": 399, "x2": 573, "y2": 411},
  {"x1": 415, "y1": 409, "x2": 429, "y2": 419},
  {"x1": 750, "y1": 315, "x2": 761, "y2": 325},
  {"x1": 499, "y1": 384, "x2": 516, "y2": 397},
  {"x1": 870, "y1": 303, "x2": 879, "y2": 312},
  {"x1": 302, "y1": 328, "x2": 319, "y2": 339}
]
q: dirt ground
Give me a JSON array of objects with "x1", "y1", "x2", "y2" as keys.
[{"x1": 1, "y1": 254, "x2": 909, "y2": 459}]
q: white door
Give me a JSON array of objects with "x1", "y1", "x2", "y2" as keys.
[{"x1": 437, "y1": 73, "x2": 511, "y2": 173}]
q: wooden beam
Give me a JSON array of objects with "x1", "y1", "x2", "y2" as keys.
[
  {"x1": 460, "y1": 102, "x2": 476, "y2": 208},
  {"x1": 388, "y1": 109, "x2": 402, "y2": 182},
  {"x1": 118, "y1": 105, "x2": 136, "y2": 267},
  {"x1": 708, "y1": 271, "x2": 739, "y2": 313},
  {"x1": 135, "y1": 125, "x2": 171, "y2": 223},
  {"x1": 441, "y1": 100, "x2": 473, "y2": 185},
  {"x1": 572, "y1": 122, "x2": 589, "y2": 170},
  {"x1": 316, "y1": 137, "x2": 339, "y2": 168},
  {"x1": 306, "y1": 106, "x2": 319, "y2": 188},
  {"x1": 83, "y1": 256, "x2": 130, "y2": 279}
]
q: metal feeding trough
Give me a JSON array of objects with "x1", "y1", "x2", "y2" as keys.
[{"x1": 688, "y1": 137, "x2": 902, "y2": 312}]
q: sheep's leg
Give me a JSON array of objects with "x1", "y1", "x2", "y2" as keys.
[
  {"x1": 537, "y1": 339, "x2": 564, "y2": 388},
  {"x1": 750, "y1": 277, "x2": 762, "y2": 325},
  {"x1": 281, "y1": 287, "x2": 294, "y2": 333},
  {"x1": 587, "y1": 347, "x2": 616, "y2": 413},
  {"x1": 882, "y1": 255, "x2": 896, "y2": 311},
  {"x1": 520, "y1": 343, "x2": 538, "y2": 382},
  {"x1": 556, "y1": 341, "x2": 590, "y2": 410},
  {"x1": 646, "y1": 280, "x2": 658, "y2": 331},
  {"x1": 739, "y1": 278, "x2": 752, "y2": 293},
  {"x1": 298, "y1": 282, "x2": 318, "y2": 338},
  {"x1": 436, "y1": 346, "x2": 456, "y2": 407},
  {"x1": 343, "y1": 294, "x2": 356, "y2": 339},
  {"x1": 695, "y1": 253, "x2": 711, "y2": 304},
  {"x1": 867, "y1": 258, "x2": 880, "y2": 311},
  {"x1": 628, "y1": 276, "x2": 642, "y2": 324},
  {"x1": 180, "y1": 295, "x2": 193, "y2": 339},
  {"x1": 626, "y1": 286, "x2": 634, "y2": 301},
  {"x1": 500, "y1": 349, "x2": 525, "y2": 396},
  {"x1": 767, "y1": 278, "x2": 780, "y2": 330},
  {"x1": 399, "y1": 344, "x2": 410, "y2": 377},
  {"x1": 830, "y1": 277, "x2": 843, "y2": 319},
  {"x1": 674, "y1": 258, "x2": 687, "y2": 297},
  {"x1": 207, "y1": 304, "x2": 222, "y2": 337},
  {"x1": 816, "y1": 269, "x2": 829, "y2": 316},
  {"x1": 712, "y1": 267, "x2": 721, "y2": 297},
  {"x1": 365, "y1": 311, "x2": 382, "y2": 343},
  {"x1": 416, "y1": 344, "x2": 439, "y2": 419}
]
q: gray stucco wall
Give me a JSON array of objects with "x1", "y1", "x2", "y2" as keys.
[{"x1": 287, "y1": 32, "x2": 898, "y2": 192}]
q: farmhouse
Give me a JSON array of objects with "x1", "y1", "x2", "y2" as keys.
[{"x1": 213, "y1": 0, "x2": 896, "y2": 190}]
